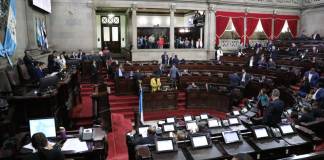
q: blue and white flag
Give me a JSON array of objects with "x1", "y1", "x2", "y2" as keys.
[
  {"x1": 36, "y1": 18, "x2": 43, "y2": 47},
  {"x1": 0, "y1": 0, "x2": 17, "y2": 61},
  {"x1": 139, "y1": 88, "x2": 144, "y2": 124},
  {"x1": 41, "y1": 20, "x2": 48, "y2": 49}
]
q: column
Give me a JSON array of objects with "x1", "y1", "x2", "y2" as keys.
[
  {"x1": 132, "y1": 5, "x2": 137, "y2": 50},
  {"x1": 204, "y1": 10, "x2": 209, "y2": 49},
  {"x1": 208, "y1": 5, "x2": 216, "y2": 56},
  {"x1": 244, "y1": 9, "x2": 247, "y2": 47},
  {"x1": 271, "y1": 9, "x2": 275, "y2": 40},
  {"x1": 170, "y1": 4, "x2": 176, "y2": 50}
]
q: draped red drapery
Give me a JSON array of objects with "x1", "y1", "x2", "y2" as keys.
[
  {"x1": 273, "y1": 19, "x2": 286, "y2": 39},
  {"x1": 246, "y1": 18, "x2": 259, "y2": 44},
  {"x1": 215, "y1": 16, "x2": 230, "y2": 46},
  {"x1": 260, "y1": 18, "x2": 273, "y2": 39},
  {"x1": 232, "y1": 17, "x2": 245, "y2": 43},
  {"x1": 287, "y1": 20, "x2": 298, "y2": 38}
]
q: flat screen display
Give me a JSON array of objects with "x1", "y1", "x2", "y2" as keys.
[
  {"x1": 223, "y1": 131, "x2": 240, "y2": 144},
  {"x1": 184, "y1": 116, "x2": 192, "y2": 122},
  {"x1": 207, "y1": 119, "x2": 220, "y2": 128},
  {"x1": 192, "y1": 136, "x2": 209, "y2": 148},
  {"x1": 163, "y1": 124, "x2": 175, "y2": 132},
  {"x1": 29, "y1": 118, "x2": 56, "y2": 138},
  {"x1": 138, "y1": 127, "x2": 149, "y2": 137},
  {"x1": 254, "y1": 128, "x2": 269, "y2": 139},
  {"x1": 200, "y1": 114, "x2": 208, "y2": 120},
  {"x1": 229, "y1": 118, "x2": 239, "y2": 125},
  {"x1": 156, "y1": 140, "x2": 174, "y2": 152},
  {"x1": 166, "y1": 117, "x2": 175, "y2": 123},
  {"x1": 158, "y1": 120, "x2": 165, "y2": 125},
  {"x1": 241, "y1": 107, "x2": 248, "y2": 113},
  {"x1": 186, "y1": 122, "x2": 198, "y2": 131},
  {"x1": 280, "y1": 124, "x2": 294, "y2": 135},
  {"x1": 32, "y1": 0, "x2": 51, "y2": 13}
]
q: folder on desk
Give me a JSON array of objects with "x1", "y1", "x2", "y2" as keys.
[{"x1": 61, "y1": 138, "x2": 88, "y2": 152}]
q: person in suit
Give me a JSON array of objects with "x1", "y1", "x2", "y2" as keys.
[
  {"x1": 216, "y1": 47, "x2": 224, "y2": 62},
  {"x1": 229, "y1": 73, "x2": 241, "y2": 88},
  {"x1": 312, "y1": 86, "x2": 324, "y2": 108},
  {"x1": 270, "y1": 45, "x2": 278, "y2": 61},
  {"x1": 47, "y1": 54, "x2": 60, "y2": 74},
  {"x1": 135, "y1": 127, "x2": 156, "y2": 145},
  {"x1": 248, "y1": 56, "x2": 255, "y2": 68},
  {"x1": 161, "y1": 52, "x2": 169, "y2": 65},
  {"x1": 287, "y1": 43, "x2": 298, "y2": 55},
  {"x1": 169, "y1": 65, "x2": 180, "y2": 88},
  {"x1": 34, "y1": 62, "x2": 46, "y2": 81},
  {"x1": 28, "y1": 132, "x2": 64, "y2": 160},
  {"x1": 115, "y1": 65, "x2": 124, "y2": 78},
  {"x1": 312, "y1": 32, "x2": 321, "y2": 40},
  {"x1": 267, "y1": 58, "x2": 276, "y2": 69},
  {"x1": 263, "y1": 89, "x2": 285, "y2": 126},
  {"x1": 303, "y1": 68, "x2": 320, "y2": 88},
  {"x1": 240, "y1": 69, "x2": 250, "y2": 86},
  {"x1": 90, "y1": 60, "x2": 98, "y2": 83},
  {"x1": 186, "y1": 82, "x2": 199, "y2": 91},
  {"x1": 257, "y1": 88, "x2": 269, "y2": 116},
  {"x1": 172, "y1": 55, "x2": 179, "y2": 65}
]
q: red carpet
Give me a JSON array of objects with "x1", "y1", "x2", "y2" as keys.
[{"x1": 71, "y1": 75, "x2": 227, "y2": 160}]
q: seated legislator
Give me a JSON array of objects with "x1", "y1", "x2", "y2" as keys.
[
  {"x1": 303, "y1": 68, "x2": 320, "y2": 88},
  {"x1": 298, "y1": 107, "x2": 316, "y2": 123},
  {"x1": 267, "y1": 58, "x2": 276, "y2": 69},
  {"x1": 312, "y1": 86, "x2": 324, "y2": 108},
  {"x1": 34, "y1": 62, "x2": 46, "y2": 81},
  {"x1": 135, "y1": 127, "x2": 156, "y2": 145},
  {"x1": 150, "y1": 75, "x2": 161, "y2": 92},
  {"x1": 186, "y1": 82, "x2": 199, "y2": 91},
  {"x1": 263, "y1": 89, "x2": 284, "y2": 126},
  {"x1": 229, "y1": 73, "x2": 241, "y2": 88},
  {"x1": 27, "y1": 132, "x2": 64, "y2": 160}
]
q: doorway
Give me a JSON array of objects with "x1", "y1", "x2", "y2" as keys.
[{"x1": 101, "y1": 16, "x2": 121, "y2": 53}]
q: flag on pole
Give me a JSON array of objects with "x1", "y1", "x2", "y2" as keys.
[
  {"x1": 139, "y1": 87, "x2": 144, "y2": 124},
  {"x1": 0, "y1": 0, "x2": 17, "y2": 67},
  {"x1": 36, "y1": 18, "x2": 43, "y2": 47},
  {"x1": 41, "y1": 20, "x2": 48, "y2": 50}
]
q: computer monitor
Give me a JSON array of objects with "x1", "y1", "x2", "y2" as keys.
[
  {"x1": 186, "y1": 121, "x2": 198, "y2": 131},
  {"x1": 279, "y1": 124, "x2": 295, "y2": 135},
  {"x1": 191, "y1": 135, "x2": 210, "y2": 149},
  {"x1": 207, "y1": 119, "x2": 221, "y2": 128},
  {"x1": 200, "y1": 114, "x2": 208, "y2": 120},
  {"x1": 156, "y1": 138, "x2": 175, "y2": 153},
  {"x1": 222, "y1": 131, "x2": 240, "y2": 144},
  {"x1": 158, "y1": 120, "x2": 165, "y2": 125},
  {"x1": 138, "y1": 126, "x2": 149, "y2": 137},
  {"x1": 39, "y1": 75, "x2": 59, "y2": 92},
  {"x1": 254, "y1": 128, "x2": 269, "y2": 139},
  {"x1": 29, "y1": 118, "x2": 56, "y2": 138},
  {"x1": 162, "y1": 124, "x2": 175, "y2": 132},
  {"x1": 166, "y1": 117, "x2": 175, "y2": 123},
  {"x1": 233, "y1": 110, "x2": 240, "y2": 116},
  {"x1": 241, "y1": 107, "x2": 248, "y2": 113},
  {"x1": 228, "y1": 118, "x2": 240, "y2": 125},
  {"x1": 184, "y1": 115, "x2": 193, "y2": 122}
]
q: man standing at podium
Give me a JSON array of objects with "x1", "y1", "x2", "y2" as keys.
[{"x1": 263, "y1": 89, "x2": 284, "y2": 126}]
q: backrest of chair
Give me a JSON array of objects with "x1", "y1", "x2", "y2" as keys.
[
  {"x1": 136, "y1": 145, "x2": 152, "y2": 159},
  {"x1": 0, "y1": 71, "x2": 12, "y2": 94},
  {"x1": 6, "y1": 67, "x2": 21, "y2": 87},
  {"x1": 17, "y1": 63, "x2": 31, "y2": 81}
]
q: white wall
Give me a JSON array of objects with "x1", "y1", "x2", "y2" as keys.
[
  {"x1": 137, "y1": 15, "x2": 193, "y2": 27},
  {"x1": 300, "y1": 7, "x2": 324, "y2": 36}
]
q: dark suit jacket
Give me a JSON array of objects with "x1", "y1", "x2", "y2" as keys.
[
  {"x1": 304, "y1": 71, "x2": 319, "y2": 87},
  {"x1": 135, "y1": 135, "x2": 156, "y2": 145},
  {"x1": 161, "y1": 54, "x2": 169, "y2": 64},
  {"x1": 24, "y1": 147, "x2": 64, "y2": 160},
  {"x1": 263, "y1": 99, "x2": 284, "y2": 126}
]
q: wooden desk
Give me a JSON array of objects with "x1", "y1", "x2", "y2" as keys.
[
  {"x1": 114, "y1": 78, "x2": 137, "y2": 95},
  {"x1": 143, "y1": 91, "x2": 178, "y2": 111}
]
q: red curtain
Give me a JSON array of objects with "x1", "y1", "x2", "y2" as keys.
[
  {"x1": 288, "y1": 20, "x2": 298, "y2": 38},
  {"x1": 260, "y1": 19, "x2": 273, "y2": 39},
  {"x1": 273, "y1": 19, "x2": 286, "y2": 39},
  {"x1": 246, "y1": 18, "x2": 259, "y2": 44},
  {"x1": 232, "y1": 17, "x2": 245, "y2": 43},
  {"x1": 216, "y1": 16, "x2": 230, "y2": 46}
]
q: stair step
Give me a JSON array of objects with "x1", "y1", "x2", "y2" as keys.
[{"x1": 110, "y1": 101, "x2": 138, "y2": 105}]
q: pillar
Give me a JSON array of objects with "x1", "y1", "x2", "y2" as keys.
[
  {"x1": 208, "y1": 5, "x2": 216, "y2": 59},
  {"x1": 204, "y1": 10, "x2": 209, "y2": 49},
  {"x1": 271, "y1": 9, "x2": 276, "y2": 40},
  {"x1": 132, "y1": 5, "x2": 137, "y2": 50},
  {"x1": 170, "y1": 4, "x2": 176, "y2": 50}
]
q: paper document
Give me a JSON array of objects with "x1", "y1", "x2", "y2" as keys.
[
  {"x1": 61, "y1": 138, "x2": 88, "y2": 152},
  {"x1": 23, "y1": 141, "x2": 55, "y2": 153}
]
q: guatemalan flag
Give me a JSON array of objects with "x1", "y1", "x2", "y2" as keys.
[
  {"x1": 0, "y1": 0, "x2": 16, "y2": 66},
  {"x1": 139, "y1": 87, "x2": 144, "y2": 124}
]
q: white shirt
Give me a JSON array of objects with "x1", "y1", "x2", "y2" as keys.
[
  {"x1": 241, "y1": 73, "x2": 246, "y2": 82},
  {"x1": 249, "y1": 59, "x2": 253, "y2": 67},
  {"x1": 216, "y1": 50, "x2": 223, "y2": 61},
  {"x1": 308, "y1": 73, "x2": 313, "y2": 82},
  {"x1": 118, "y1": 69, "x2": 123, "y2": 77},
  {"x1": 312, "y1": 88, "x2": 321, "y2": 100}
]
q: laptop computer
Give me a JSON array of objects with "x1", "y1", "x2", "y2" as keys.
[
  {"x1": 162, "y1": 123, "x2": 176, "y2": 133},
  {"x1": 222, "y1": 131, "x2": 241, "y2": 144},
  {"x1": 184, "y1": 115, "x2": 193, "y2": 122},
  {"x1": 166, "y1": 117, "x2": 176, "y2": 123},
  {"x1": 29, "y1": 117, "x2": 56, "y2": 138},
  {"x1": 207, "y1": 119, "x2": 222, "y2": 128},
  {"x1": 39, "y1": 75, "x2": 59, "y2": 92},
  {"x1": 190, "y1": 134, "x2": 212, "y2": 149},
  {"x1": 137, "y1": 125, "x2": 150, "y2": 137},
  {"x1": 228, "y1": 117, "x2": 240, "y2": 126},
  {"x1": 200, "y1": 113, "x2": 209, "y2": 120},
  {"x1": 278, "y1": 124, "x2": 295, "y2": 135},
  {"x1": 155, "y1": 137, "x2": 177, "y2": 153},
  {"x1": 252, "y1": 126, "x2": 270, "y2": 139},
  {"x1": 186, "y1": 121, "x2": 198, "y2": 131}
]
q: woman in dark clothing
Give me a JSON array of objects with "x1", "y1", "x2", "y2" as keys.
[{"x1": 29, "y1": 132, "x2": 64, "y2": 160}]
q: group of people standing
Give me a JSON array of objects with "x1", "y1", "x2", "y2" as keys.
[{"x1": 138, "y1": 34, "x2": 167, "y2": 49}]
